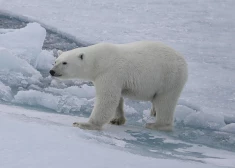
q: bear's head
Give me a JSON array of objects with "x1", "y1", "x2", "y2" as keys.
[{"x1": 50, "y1": 49, "x2": 90, "y2": 80}]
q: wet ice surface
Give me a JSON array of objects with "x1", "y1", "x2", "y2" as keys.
[{"x1": 0, "y1": 0, "x2": 235, "y2": 167}]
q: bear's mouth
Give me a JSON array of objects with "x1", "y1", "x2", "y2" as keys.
[
  {"x1": 49, "y1": 70, "x2": 62, "y2": 77},
  {"x1": 54, "y1": 74, "x2": 62, "y2": 77}
]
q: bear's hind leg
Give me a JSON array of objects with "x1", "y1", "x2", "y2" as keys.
[
  {"x1": 146, "y1": 89, "x2": 181, "y2": 131},
  {"x1": 110, "y1": 97, "x2": 126, "y2": 125}
]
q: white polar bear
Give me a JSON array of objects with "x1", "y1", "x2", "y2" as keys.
[{"x1": 50, "y1": 41, "x2": 188, "y2": 131}]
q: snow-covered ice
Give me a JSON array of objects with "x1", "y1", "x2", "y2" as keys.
[
  {"x1": 2, "y1": 104, "x2": 231, "y2": 168},
  {"x1": 0, "y1": 0, "x2": 235, "y2": 167}
]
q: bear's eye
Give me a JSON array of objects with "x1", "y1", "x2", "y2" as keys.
[{"x1": 62, "y1": 62, "x2": 67, "y2": 65}]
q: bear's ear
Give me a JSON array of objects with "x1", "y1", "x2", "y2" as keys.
[
  {"x1": 78, "y1": 53, "x2": 84, "y2": 60},
  {"x1": 57, "y1": 50, "x2": 63, "y2": 56}
]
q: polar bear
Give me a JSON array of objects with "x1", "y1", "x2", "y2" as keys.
[{"x1": 50, "y1": 41, "x2": 188, "y2": 131}]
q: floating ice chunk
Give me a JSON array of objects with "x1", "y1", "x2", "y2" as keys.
[
  {"x1": 0, "y1": 47, "x2": 41, "y2": 76},
  {"x1": 78, "y1": 84, "x2": 95, "y2": 98},
  {"x1": 49, "y1": 78, "x2": 68, "y2": 89},
  {"x1": 49, "y1": 78, "x2": 86, "y2": 89},
  {"x1": 35, "y1": 50, "x2": 55, "y2": 71},
  {"x1": 184, "y1": 112, "x2": 226, "y2": 130},
  {"x1": 0, "y1": 23, "x2": 44, "y2": 89},
  {"x1": 0, "y1": 81, "x2": 12, "y2": 101},
  {"x1": 0, "y1": 47, "x2": 42, "y2": 88},
  {"x1": 14, "y1": 90, "x2": 58, "y2": 110},
  {"x1": 224, "y1": 113, "x2": 235, "y2": 124},
  {"x1": 14, "y1": 90, "x2": 89, "y2": 113},
  {"x1": 45, "y1": 84, "x2": 95, "y2": 98},
  {"x1": 0, "y1": 22, "x2": 46, "y2": 66},
  {"x1": 141, "y1": 109, "x2": 155, "y2": 123},
  {"x1": 124, "y1": 104, "x2": 138, "y2": 115},
  {"x1": 28, "y1": 84, "x2": 42, "y2": 90},
  {"x1": 220, "y1": 123, "x2": 235, "y2": 134},
  {"x1": 175, "y1": 105, "x2": 195, "y2": 123}
]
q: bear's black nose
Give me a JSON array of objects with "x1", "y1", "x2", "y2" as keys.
[{"x1": 50, "y1": 70, "x2": 55, "y2": 76}]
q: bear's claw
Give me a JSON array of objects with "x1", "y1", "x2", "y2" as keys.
[
  {"x1": 110, "y1": 117, "x2": 126, "y2": 125},
  {"x1": 150, "y1": 108, "x2": 156, "y2": 117}
]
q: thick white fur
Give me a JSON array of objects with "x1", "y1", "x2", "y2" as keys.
[{"x1": 51, "y1": 41, "x2": 188, "y2": 131}]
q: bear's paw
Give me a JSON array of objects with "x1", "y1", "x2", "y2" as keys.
[
  {"x1": 73, "y1": 122, "x2": 101, "y2": 130},
  {"x1": 110, "y1": 117, "x2": 126, "y2": 125}
]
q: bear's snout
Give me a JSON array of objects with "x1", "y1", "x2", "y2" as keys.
[{"x1": 49, "y1": 70, "x2": 55, "y2": 76}]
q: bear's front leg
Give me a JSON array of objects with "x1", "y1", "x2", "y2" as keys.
[{"x1": 73, "y1": 81, "x2": 121, "y2": 130}]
